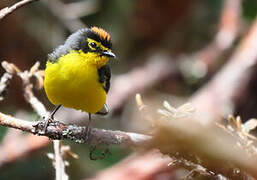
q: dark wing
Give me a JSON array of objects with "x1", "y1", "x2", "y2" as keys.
[
  {"x1": 96, "y1": 65, "x2": 111, "y2": 115},
  {"x1": 98, "y1": 65, "x2": 111, "y2": 93}
]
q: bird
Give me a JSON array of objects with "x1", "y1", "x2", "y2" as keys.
[{"x1": 43, "y1": 27, "x2": 116, "y2": 131}]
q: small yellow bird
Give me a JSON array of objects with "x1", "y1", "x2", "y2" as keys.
[{"x1": 44, "y1": 27, "x2": 115, "y2": 129}]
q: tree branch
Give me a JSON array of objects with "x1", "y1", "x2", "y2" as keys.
[
  {"x1": 0, "y1": 0, "x2": 39, "y2": 20},
  {"x1": 191, "y1": 16, "x2": 257, "y2": 124},
  {"x1": 0, "y1": 111, "x2": 151, "y2": 146},
  {"x1": 0, "y1": 72, "x2": 12, "y2": 101},
  {"x1": 195, "y1": 0, "x2": 241, "y2": 68},
  {"x1": 41, "y1": 0, "x2": 86, "y2": 32},
  {"x1": 53, "y1": 140, "x2": 69, "y2": 180},
  {"x1": 108, "y1": 56, "x2": 177, "y2": 110},
  {"x1": 180, "y1": 0, "x2": 242, "y2": 78}
]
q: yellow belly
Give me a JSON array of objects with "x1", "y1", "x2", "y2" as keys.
[{"x1": 44, "y1": 51, "x2": 106, "y2": 113}]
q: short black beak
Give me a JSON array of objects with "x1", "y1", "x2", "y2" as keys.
[{"x1": 101, "y1": 51, "x2": 116, "y2": 58}]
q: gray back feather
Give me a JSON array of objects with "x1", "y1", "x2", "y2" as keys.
[{"x1": 48, "y1": 28, "x2": 88, "y2": 62}]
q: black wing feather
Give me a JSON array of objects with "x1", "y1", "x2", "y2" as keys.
[{"x1": 98, "y1": 65, "x2": 111, "y2": 93}]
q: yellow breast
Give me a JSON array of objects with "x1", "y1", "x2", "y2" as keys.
[{"x1": 44, "y1": 50, "x2": 107, "y2": 113}]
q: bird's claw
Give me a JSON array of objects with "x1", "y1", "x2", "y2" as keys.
[
  {"x1": 41, "y1": 115, "x2": 54, "y2": 134},
  {"x1": 85, "y1": 125, "x2": 92, "y2": 142}
]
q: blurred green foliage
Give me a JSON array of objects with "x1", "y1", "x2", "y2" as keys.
[
  {"x1": 0, "y1": 150, "x2": 53, "y2": 180},
  {"x1": 242, "y1": 0, "x2": 257, "y2": 21},
  {"x1": 0, "y1": 126, "x2": 7, "y2": 142}
]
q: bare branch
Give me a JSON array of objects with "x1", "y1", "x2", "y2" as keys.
[
  {"x1": 191, "y1": 16, "x2": 257, "y2": 124},
  {"x1": 0, "y1": 72, "x2": 12, "y2": 101},
  {"x1": 197, "y1": 0, "x2": 241, "y2": 64},
  {"x1": 108, "y1": 56, "x2": 177, "y2": 110},
  {"x1": 0, "y1": 111, "x2": 33, "y2": 132},
  {"x1": 1, "y1": 61, "x2": 48, "y2": 117},
  {"x1": 0, "y1": 111, "x2": 151, "y2": 146},
  {"x1": 20, "y1": 62, "x2": 48, "y2": 118},
  {"x1": 180, "y1": 0, "x2": 242, "y2": 78},
  {"x1": 0, "y1": 61, "x2": 21, "y2": 101},
  {"x1": 53, "y1": 140, "x2": 69, "y2": 180},
  {"x1": 0, "y1": 129, "x2": 49, "y2": 167},
  {"x1": 41, "y1": 0, "x2": 86, "y2": 32},
  {"x1": 0, "y1": 0, "x2": 39, "y2": 20},
  {"x1": 62, "y1": 1, "x2": 99, "y2": 20}
]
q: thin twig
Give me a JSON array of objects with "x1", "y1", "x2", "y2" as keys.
[
  {"x1": 53, "y1": 140, "x2": 68, "y2": 180},
  {"x1": 19, "y1": 63, "x2": 48, "y2": 118},
  {"x1": 0, "y1": 0, "x2": 39, "y2": 20},
  {"x1": 171, "y1": 156, "x2": 227, "y2": 179},
  {"x1": 0, "y1": 72, "x2": 12, "y2": 101},
  {"x1": 0, "y1": 61, "x2": 20, "y2": 101}
]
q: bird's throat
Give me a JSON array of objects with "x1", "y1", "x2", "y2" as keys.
[{"x1": 78, "y1": 50, "x2": 109, "y2": 68}]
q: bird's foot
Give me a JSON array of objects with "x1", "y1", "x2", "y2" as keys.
[
  {"x1": 85, "y1": 125, "x2": 92, "y2": 142},
  {"x1": 40, "y1": 114, "x2": 54, "y2": 134},
  {"x1": 85, "y1": 113, "x2": 92, "y2": 142}
]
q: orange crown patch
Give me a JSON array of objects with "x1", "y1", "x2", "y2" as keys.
[{"x1": 91, "y1": 27, "x2": 111, "y2": 41}]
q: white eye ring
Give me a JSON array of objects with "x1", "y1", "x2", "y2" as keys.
[{"x1": 89, "y1": 42, "x2": 97, "y2": 49}]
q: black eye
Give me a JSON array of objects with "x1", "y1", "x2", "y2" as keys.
[{"x1": 89, "y1": 42, "x2": 97, "y2": 49}]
